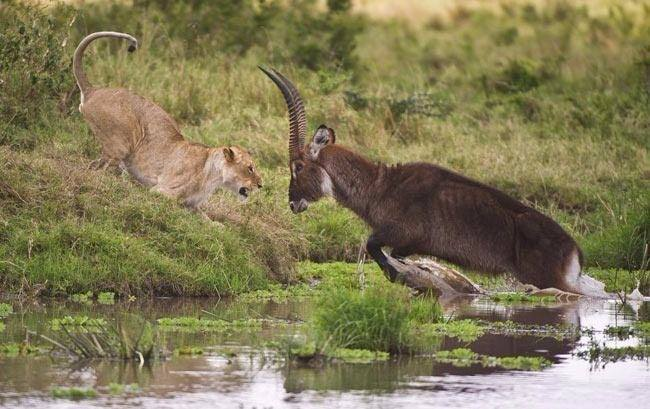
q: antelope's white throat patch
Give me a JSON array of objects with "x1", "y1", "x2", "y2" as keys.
[{"x1": 321, "y1": 169, "x2": 334, "y2": 198}]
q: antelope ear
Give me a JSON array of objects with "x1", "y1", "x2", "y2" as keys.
[
  {"x1": 309, "y1": 125, "x2": 335, "y2": 158},
  {"x1": 223, "y1": 147, "x2": 235, "y2": 162}
]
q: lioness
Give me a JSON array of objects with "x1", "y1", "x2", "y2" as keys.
[{"x1": 73, "y1": 31, "x2": 262, "y2": 210}]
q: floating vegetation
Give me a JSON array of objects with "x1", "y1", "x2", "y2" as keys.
[
  {"x1": 174, "y1": 346, "x2": 204, "y2": 356},
  {"x1": 577, "y1": 344, "x2": 650, "y2": 367},
  {"x1": 283, "y1": 340, "x2": 389, "y2": 364},
  {"x1": 108, "y1": 383, "x2": 140, "y2": 395},
  {"x1": 238, "y1": 283, "x2": 313, "y2": 302},
  {"x1": 51, "y1": 386, "x2": 97, "y2": 400},
  {"x1": 50, "y1": 316, "x2": 108, "y2": 331},
  {"x1": 157, "y1": 317, "x2": 263, "y2": 332},
  {"x1": 0, "y1": 302, "x2": 13, "y2": 317},
  {"x1": 482, "y1": 320, "x2": 579, "y2": 340},
  {"x1": 97, "y1": 292, "x2": 116, "y2": 305},
  {"x1": 434, "y1": 348, "x2": 551, "y2": 371},
  {"x1": 435, "y1": 348, "x2": 479, "y2": 367},
  {"x1": 0, "y1": 342, "x2": 40, "y2": 357},
  {"x1": 70, "y1": 291, "x2": 93, "y2": 304},
  {"x1": 490, "y1": 292, "x2": 556, "y2": 303},
  {"x1": 329, "y1": 348, "x2": 390, "y2": 363},
  {"x1": 418, "y1": 320, "x2": 485, "y2": 343}
]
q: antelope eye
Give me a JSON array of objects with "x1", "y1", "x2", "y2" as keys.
[{"x1": 295, "y1": 163, "x2": 304, "y2": 173}]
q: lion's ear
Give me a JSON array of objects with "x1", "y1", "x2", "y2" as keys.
[{"x1": 223, "y1": 147, "x2": 235, "y2": 162}]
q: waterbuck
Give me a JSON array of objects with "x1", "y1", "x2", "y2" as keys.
[{"x1": 260, "y1": 67, "x2": 608, "y2": 297}]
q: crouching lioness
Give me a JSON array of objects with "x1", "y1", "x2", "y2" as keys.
[{"x1": 73, "y1": 32, "x2": 262, "y2": 210}]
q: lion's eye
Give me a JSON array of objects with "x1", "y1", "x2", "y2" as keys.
[{"x1": 248, "y1": 165, "x2": 254, "y2": 174}]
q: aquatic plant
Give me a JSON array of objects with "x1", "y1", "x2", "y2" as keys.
[
  {"x1": 490, "y1": 292, "x2": 556, "y2": 303},
  {"x1": 329, "y1": 348, "x2": 389, "y2": 363},
  {"x1": 50, "y1": 316, "x2": 108, "y2": 331},
  {"x1": 51, "y1": 386, "x2": 97, "y2": 400},
  {"x1": 157, "y1": 317, "x2": 263, "y2": 332},
  {"x1": 483, "y1": 320, "x2": 580, "y2": 340},
  {"x1": 0, "y1": 303, "x2": 12, "y2": 317},
  {"x1": 174, "y1": 346, "x2": 204, "y2": 356},
  {"x1": 39, "y1": 315, "x2": 161, "y2": 361},
  {"x1": 418, "y1": 319, "x2": 485, "y2": 343},
  {"x1": 0, "y1": 342, "x2": 40, "y2": 356},
  {"x1": 435, "y1": 348, "x2": 551, "y2": 371},
  {"x1": 435, "y1": 348, "x2": 479, "y2": 367},
  {"x1": 577, "y1": 343, "x2": 650, "y2": 367},
  {"x1": 107, "y1": 383, "x2": 140, "y2": 395},
  {"x1": 238, "y1": 283, "x2": 313, "y2": 302}
]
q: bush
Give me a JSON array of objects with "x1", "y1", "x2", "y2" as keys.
[{"x1": 0, "y1": 1, "x2": 74, "y2": 147}]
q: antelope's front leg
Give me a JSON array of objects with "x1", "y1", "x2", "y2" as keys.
[{"x1": 366, "y1": 234, "x2": 400, "y2": 282}]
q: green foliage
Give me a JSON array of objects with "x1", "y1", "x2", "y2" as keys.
[
  {"x1": 174, "y1": 346, "x2": 204, "y2": 355},
  {"x1": 419, "y1": 319, "x2": 485, "y2": 343},
  {"x1": 577, "y1": 344, "x2": 650, "y2": 367},
  {"x1": 0, "y1": 303, "x2": 13, "y2": 317},
  {"x1": 70, "y1": 291, "x2": 93, "y2": 303},
  {"x1": 329, "y1": 348, "x2": 389, "y2": 363},
  {"x1": 98, "y1": 291, "x2": 115, "y2": 304},
  {"x1": 0, "y1": 342, "x2": 40, "y2": 356},
  {"x1": 435, "y1": 348, "x2": 551, "y2": 371},
  {"x1": 0, "y1": 1, "x2": 74, "y2": 147},
  {"x1": 312, "y1": 284, "x2": 441, "y2": 353},
  {"x1": 51, "y1": 386, "x2": 97, "y2": 400},
  {"x1": 157, "y1": 317, "x2": 263, "y2": 332}
]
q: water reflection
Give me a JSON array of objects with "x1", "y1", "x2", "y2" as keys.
[{"x1": 0, "y1": 297, "x2": 648, "y2": 408}]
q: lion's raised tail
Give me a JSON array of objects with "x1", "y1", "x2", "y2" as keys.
[{"x1": 73, "y1": 31, "x2": 138, "y2": 106}]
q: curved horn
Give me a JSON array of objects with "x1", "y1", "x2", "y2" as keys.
[{"x1": 259, "y1": 66, "x2": 306, "y2": 161}]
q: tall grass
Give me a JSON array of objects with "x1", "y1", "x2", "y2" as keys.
[
  {"x1": 312, "y1": 284, "x2": 441, "y2": 353},
  {"x1": 0, "y1": 0, "x2": 648, "y2": 296}
]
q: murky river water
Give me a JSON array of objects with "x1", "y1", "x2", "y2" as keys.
[{"x1": 0, "y1": 296, "x2": 648, "y2": 408}]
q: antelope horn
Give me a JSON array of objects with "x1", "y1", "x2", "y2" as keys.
[{"x1": 259, "y1": 66, "x2": 306, "y2": 161}]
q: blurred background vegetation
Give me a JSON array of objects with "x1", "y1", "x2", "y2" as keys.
[{"x1": 0, "y1": 0, "x2": 648, "y2": 296}]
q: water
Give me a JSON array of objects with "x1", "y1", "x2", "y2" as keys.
[{"x1": 0, "y1": 297, "x2": 648, "y2": 408}]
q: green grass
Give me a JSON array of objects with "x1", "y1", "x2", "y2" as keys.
[
  {"x1": 312, "y1": 283, "x2": 442, "y2": 353},
  {"x1": 0, "y1": 0, "x2": 648, "y2": 297},
  {"x1": 51, "y1": 386, "x2": 97, "y2": 400}
]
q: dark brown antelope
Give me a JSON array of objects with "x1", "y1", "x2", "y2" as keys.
[{"x1": 260, "y1": 67, "x2": 608, "y2": 297}]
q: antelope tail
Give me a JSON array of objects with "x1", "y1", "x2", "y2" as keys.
[{"x1": 73, "y1": 31, "x2": 138, "y2": 104}]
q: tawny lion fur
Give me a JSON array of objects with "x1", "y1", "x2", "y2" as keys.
[{"x1": 73, "y1": 31, "x2": 262, "y2": 210}]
